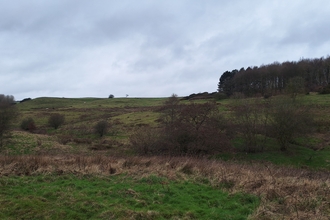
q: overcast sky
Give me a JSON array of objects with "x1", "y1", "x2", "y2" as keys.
[{"x1": 1, "y1": 1, "x2": 330, "y2": 100}]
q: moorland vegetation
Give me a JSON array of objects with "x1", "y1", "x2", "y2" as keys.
[{"x1": 1, "y1": 56, "x2": 330, "y2": 219}]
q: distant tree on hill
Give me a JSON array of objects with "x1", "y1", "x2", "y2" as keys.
[
  {"x1": 159, "y1": 94, "x2": 181, "y2": 126},
  {"x1": 218, "y1": 55, "x2": 330, "y2": 97},
  {"x1": 20, "y1": 98, "x2": 32, "y2": 103},
  {"x1": 218, "y1": 70, "x2": 237, "y2": 96},
  {"x1": 108, "y1": 94, "x2": 114, "y2": 98}
]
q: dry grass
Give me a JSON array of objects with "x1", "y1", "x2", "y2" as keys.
[{"x1": 0, "y1": 155, "x2": 329, "y2": 219}]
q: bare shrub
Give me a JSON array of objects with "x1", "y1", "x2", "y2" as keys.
[
  {"x1": 268, "y1": 97, "x2": 314, "y2": 151},
  {"x1": 232, "y1": 98, "x2": 269, "y2": 152},
  {"x1": 20, "y1": 117, "x2": 36, "y2": 132},
  {"x1": 158, "y1": 100, "x2": 231, "y2": 156},
  {"x1": 129, "y1": 127, "x2": 164, "y2": 155},
  {"x1": 131, "y1": 97, "x2": 231, "y2": 156},
  {"x1": 285, "y1": 76, "x2": 306, "y2": 100},
  {"x1": 0, "y1": 95, "x2": 18, "y2": 147},
  {"x1": 94, "y1": 120, "x2": 108, "y2": 137},
  {"x1": 48, "y1": 113, "x2": 65, "y2": 129},
  {"x1": 157, "y1": 93, "x2": 181, "y2": 126},
  {"x1": 57, "y1": 134, "x2": 72, "y2": 145}
]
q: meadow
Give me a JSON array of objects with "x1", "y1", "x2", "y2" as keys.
[{"x1": 1, "y1": 94, "x2": 330, "y2": 219}]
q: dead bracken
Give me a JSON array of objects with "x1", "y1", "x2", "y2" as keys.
[{"x1": 0, "y1": 155, "x2": 329, "y2": 219}]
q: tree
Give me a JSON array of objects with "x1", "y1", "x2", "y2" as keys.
[
  {"x1": 94, "y1": 120, "x2": 108, "y2": 137},
  {"x1": 285, "y1": 76, "x2": 306, "y2": 100},
  {"x1": 160, "y1": 99, "x2": 230, "y2": 155},
  {"x1": 268, "y1": 97, "x2": 313, "y2": 151},
  {"x1": 0, "y1": 95, "x2": 18, "y2": 147},
  {"x1": 129, "y1": 127, "x2": 163, "y2": 155},
  {"x1": 159, "y1": 94, "x2": 181, "y2": 126},
  {"x1": 48, "y1": 113, "x2": 65, "y2": 129},
  {"x1": 232, "y1": 98, "x2": 269, "y2": 153},
  {"x1": 218, "y1": 70, "x2": 237, "y2": 96},
  {"x1": 108, "y1": 94, "x2": 114, "y2": 98}
]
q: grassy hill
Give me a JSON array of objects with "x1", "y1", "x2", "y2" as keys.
[
  {"x1": 8, "y1": 94, "x2": 330, "y2": 170},
  {"x1": 1, "y1": 94, "x2": 330, "y2": 219}
]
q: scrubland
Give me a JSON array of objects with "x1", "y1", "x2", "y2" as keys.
[{"x1": 1, "y1": 94, "x2": 330, "y2": 219}]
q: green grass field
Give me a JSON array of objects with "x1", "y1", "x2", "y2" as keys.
[{"x1": 0, "y1": 174, "x2": 259, "y2": 220}]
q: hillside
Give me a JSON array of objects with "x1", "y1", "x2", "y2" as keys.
[{"x1": 0, "y1": 94, "x2": 330, "y2": 219}]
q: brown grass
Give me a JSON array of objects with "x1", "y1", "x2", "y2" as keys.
[{"x1": 0, "y1": 155, "x2": 329, "y2": 219}]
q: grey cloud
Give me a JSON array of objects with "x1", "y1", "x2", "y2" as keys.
[{"x1": 1, "y1": 0, "x2": 330, "y2": 100}]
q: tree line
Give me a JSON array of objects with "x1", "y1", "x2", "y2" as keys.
[{"x1": 218, "y1": 56, "x2": 330, "y2": 97}]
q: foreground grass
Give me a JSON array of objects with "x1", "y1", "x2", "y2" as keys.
[
  {"x1": 0, "y1": 155, "x2": 329, "y2": 219},
  {"x1": 0, "y1": 174, "x2": 258, "y2": 220}
]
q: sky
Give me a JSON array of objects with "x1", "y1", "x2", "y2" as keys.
[{"x1": 1, "y1": 1, "x2": 330, "y2": 100}]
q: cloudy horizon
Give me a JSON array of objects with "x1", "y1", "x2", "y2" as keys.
[{"x1": 1, "y1": 1, "x2": 330, "y2": 101}]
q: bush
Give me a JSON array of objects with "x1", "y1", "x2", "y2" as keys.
[
  {"x1": 160, "y1": 99, "x2": 231, "y2": 155},
  {"x1": 319, "y1": 84, "x2": 330, "y2": 94},
  {"x1": 129, "y1": 127, "x2": 164, "y2": 155},
  {"x1": 232, "y1": 99, "x2": 269, "y2": 152},
  {"x1": 130, "y1": 97, "x2": 232, "y2": 156},
  {"x1": 285, "y1": 76, "x2": 306, "y2": 99},
  {"x1": 0, "y1": 95, "x2": 18, "y2": 147},
  {"x1": 215, "y1": 92, "x2": 228, "y2": 100},
  {"x1": 94, "y1": 120, "x2": 108, "y2": 137},
  {"x1": 48, "y1": 113, "x2": 65, "y2": 129},
  {"x1": 268, "y1": 97, "x2": 314, "y2": 151},
  {"x1": 108, "y1": 94, "x2": 114, "y2": 98},
  {"x1": 20, "y1": 118, "x2": 36, "y2": 132}
]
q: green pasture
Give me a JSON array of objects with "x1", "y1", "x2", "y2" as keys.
[
  {"x1": 0, "y1": 174, "x2": 259, "y2": 220},
  {"x1": 215, "y1": 135, "x2": 330, "y2": 170}
]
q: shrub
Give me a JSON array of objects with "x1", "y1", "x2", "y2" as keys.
[
  {"x1": 285, "y1": 76, "x2": 306, "y2": 99},
  {"x1": 131, "y1": 97, "x2": 231, "y2": 156},
  {"x1": 20, "y1": 118, "x2": 36, "y2": 132},
  {"x1": 57, "y1": 134, "x2": 72, "y2": 145},
  {"x1": 94, "y1": 120, "x2": 108, "y2": 137},
  {"x1": 0, "y1": 95, "x2": 18, "y2": 147},
  {"x1": 268, "y1": 97, "x2": 314, "y2": 151},
  {"x1": 319, "y1": 84, "x2": 330, "y2": 94},
  {"x1": 159, "y1": 99, "x2": 231, "y2": 156},
  {"x1": 215, "y1": 92, "x2": 228, "y2": 100},
  {"x1": 48, "y1": 113, "x2": 65, "y2": 129},
  {"x1": 129, "y1": 127, "x2": 164, "y2": 155},
  {"x1": 232, "y1": 99, "x2": 269, "y2": 153},
  {"x1": 108, "y1": 94, "x2": 114, "y2": 98}
]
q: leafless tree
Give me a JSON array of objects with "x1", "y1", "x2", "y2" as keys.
[
  {"x1": 268, "y1": 97, "x2": 313, "y2": 151},
  {"x1": 232, "y1": 98, "x2": 269, "y2": 152},
  {"x1": 94, "y1": 120, "x2": 108, "y2": 137},
  {"x1": 0, "y1": 95, "x2": 18, "y2": 147},
  {"x1": 48, "y1": 113, "x2": 65, "y2": 129}
]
